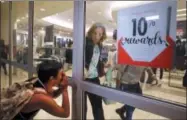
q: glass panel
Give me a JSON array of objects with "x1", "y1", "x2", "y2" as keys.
[
  {"x1": 33, "y1": 1, "x2": 73, "y2": 78},
  {"x1": 10, "y1": 1, "x2": 29, "y2": 84},
  {"x1": 0, "y1": 1, "x2": 9, "y2": 87},
  {"x1": 86, "y1": 93, "x2": 168, "y2": 119},
  {"x1": 84, "y1": 1, "x2": 186, "y2": 119},
  {"x1": 34, "y1": 86, "x2": 73, "y2": 120},
  {"x1": 32, "y1": 1, "x2": 73, "y2": 119},
  {"x1": 12, "y1": 1, "x2": 29, "y2": 66}
]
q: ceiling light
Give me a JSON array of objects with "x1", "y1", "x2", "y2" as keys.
[
  {"x1": 42, "y1": 17, "x2": 73, "y2": 29},
  {"x1": 177, "y1": 14, "x2": 186, "y2": 17},
  {"x1": 21, "y1": 17, "x2": 25, "y2": 19},
  {"x1": 43, "y1": 16, "x2": 114, "y2": 37},
  {"x1": 177, "y1": 9, "x2": 186, "y2": 12},
  {"x1": 16, "y1": 19, "x2": 20, "y2": 22},
  {"x1": 26, "y1": 14, "x2": 28, "y2": 18},
  {"x1": 56, "y1": 13, "x2": 59, "y2": 16},
  {"x1": 40, "y1": 8, "x2": 46, "y2": 12},
  {"x1": 98, "y1": 12, "x2": 102, "y2": 14}
]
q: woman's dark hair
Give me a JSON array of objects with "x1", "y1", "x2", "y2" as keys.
[{"x1": 37, "y1": 60, "x2": 62, "y2": 84}]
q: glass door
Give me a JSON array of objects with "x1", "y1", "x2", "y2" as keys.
[
  {"x1": 0, "y1": 1, "x2": 186, "y2": 120},
  {"x1": 72, "y1": 0, "x2": 186, "y2": 119}
]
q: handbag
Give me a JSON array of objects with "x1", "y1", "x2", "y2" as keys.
[{"x1": 102, "y1": 68, "x2": 116, "y2": 105}]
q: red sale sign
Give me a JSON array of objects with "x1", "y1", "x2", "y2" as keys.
[{"x1": 117, "y1": 1, "x2": 177, "y2": 68}]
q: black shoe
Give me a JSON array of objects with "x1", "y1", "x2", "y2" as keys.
[{"x1": 116, "y1": 108, "x2": 126, "y2": 120}]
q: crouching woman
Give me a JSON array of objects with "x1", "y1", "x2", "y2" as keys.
[{"x1": 1, "y1": 61, "x2": 70, "y2": 120}]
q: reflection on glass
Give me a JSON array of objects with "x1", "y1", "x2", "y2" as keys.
[
  {"x1": 84, "y1": 1, "x2": 186, "y2": 120},
  {"x1": 33, "y1": 1, "x2": 73, "y2": 77},
  {"x1": 86, "y1": 98, "x2": 168, "y2": 119},
  {"x1": 12, "y1": 2, "x2": 29, "y2": 65},
  {"x1": 1, "y1": 1, "x2": 10, "y2": 87}
]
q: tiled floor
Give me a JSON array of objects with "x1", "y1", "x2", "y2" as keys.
[{"x1": 1, "y1": 68, "x2": 186, "y2": 119}]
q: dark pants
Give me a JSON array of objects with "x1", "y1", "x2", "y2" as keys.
[
  {"x1": 119, "y1": 83, "x2": 142, "y2": 120},
  {"x1": 152, "y1": 68, "x2": 163, "y2": 79},
  {"x1": 183, "y1": 70, "x2": 187, "y2": 87},
  {"x1": 84, "y1": 77, "x2": 105, "y2": 120},
  {"x1": 1, "y1": 63, "x2": 7, "y2": 75}
]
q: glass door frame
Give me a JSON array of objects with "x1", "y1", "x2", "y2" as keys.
[
  {"x1": 0, "y1": 1, "x2": 186, "y2": 120},
  {"x1": 72, "y1": 0, "x2": 186, "y2": 120}
]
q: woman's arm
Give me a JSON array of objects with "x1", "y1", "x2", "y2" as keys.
[
  {"x1": 52, "y1": 88, "x2": 62, "y2": 98},
  {"x1": 42, "y1": 75, "x2": 70, "y2": 118},
  {"x1": 22, "y1": 88, "x2": 70, "y2": 118},
  {"x1": 22, "y1": 76, "x2": 70, "y2": 118},
  {"x1": 61, "y1": 88, "x2": 70, "y2": 117},
  {"x1": 40, "y1": 88, "x2": 70, "y2": 118}
]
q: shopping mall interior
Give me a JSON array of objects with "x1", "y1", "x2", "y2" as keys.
[{"x1": 0, "y1": 0, "x2": 186, "y2": 120}]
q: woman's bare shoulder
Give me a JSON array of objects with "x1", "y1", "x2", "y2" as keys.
[{"x1": 21, "y1": 94, "x2": 53, "y2": 113}]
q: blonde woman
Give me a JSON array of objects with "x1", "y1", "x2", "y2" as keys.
[{"x1": 85, "y1": 23, "x2": 107, "y2": 120}]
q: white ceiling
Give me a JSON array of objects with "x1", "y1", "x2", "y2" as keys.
[
  {"x1": 15, "y1": 0, "x2": 187, "y2": 39},
  {"x1": 41, "y1": 1, "x2": 156, "y2": 37}
]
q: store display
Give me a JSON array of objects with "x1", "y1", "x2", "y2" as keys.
[
  {"x1": 44, "y1": 25, "x2": 54, "y2": 42},
  {"x1": 177, "y1": 20, "x2": 186, "y2": 39},
  {"x1": 0, "y1": 39, "x2": 4, "y2": 53},
  {"x1": 65, "y1": 48, "x2": 73, "y2": 64}
]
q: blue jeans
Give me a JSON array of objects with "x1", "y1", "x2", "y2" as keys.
[
  {"x1": 120, "y1": 83, "x2": 142, "y2": 120},
  {"x1": 124, "y1": 105, "x2": 135, "y2": 120}
]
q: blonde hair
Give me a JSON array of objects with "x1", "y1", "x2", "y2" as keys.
[{"x1": 86, "y1": 23, "x2": 107, "y2": 43}]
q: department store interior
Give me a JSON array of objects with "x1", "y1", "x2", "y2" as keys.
[{"x1": 0, "y1": 0, "x2": 186, "y2": 120}]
